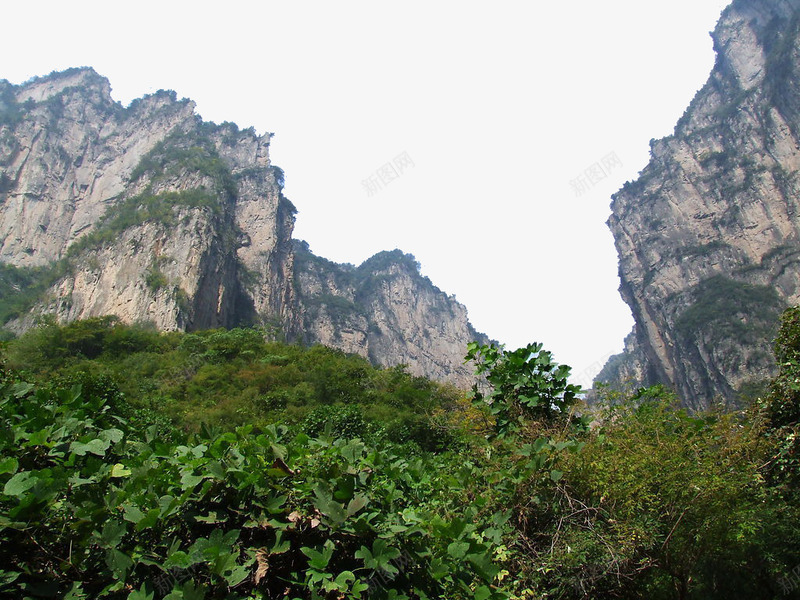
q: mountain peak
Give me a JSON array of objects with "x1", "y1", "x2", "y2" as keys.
[
  {"x1": 0, "y1": 67, "x2": 485, "y2": 387},
  {"x1": 599, "y1": 0, "x2": 800, "y2": 408}
]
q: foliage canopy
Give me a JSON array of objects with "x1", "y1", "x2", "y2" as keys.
[{"x1": 0, "y1": 318, "x2": 798, "y2": 599}]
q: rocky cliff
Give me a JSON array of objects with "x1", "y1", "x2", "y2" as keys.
[
  {"x1": 0, "y1": 67, "x2": 485, "y2": 386},
  {"x1": 290, "y1": 244, "x2": 486, "y2": 383},
  {"x1": 597, "y1": 0, "x2": 800, "y2": 409}
]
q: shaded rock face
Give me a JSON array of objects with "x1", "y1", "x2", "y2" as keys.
[
  {"x1": 0, "y1": 68, "x2": 485, "y2": 386},
  {"x1": 598, "y1": 0, "x2": 800, "y2": 409}
]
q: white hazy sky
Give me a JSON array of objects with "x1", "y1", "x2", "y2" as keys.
[{"x1": 1, "y1": 1, "x2": 732, "y2": 387}]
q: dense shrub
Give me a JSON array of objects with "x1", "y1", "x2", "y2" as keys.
[{"x1": 2, "y1": 318, "x2": 799, "y2": 599}]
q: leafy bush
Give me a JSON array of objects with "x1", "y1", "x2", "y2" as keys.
[
  {"x1": 145, "y1": 266, "x2": 169, "y2": 291},
  {"x1": 764, "y1": 306, "x2": 800, "y2": 486},
  {"x1": 0, "y1": 82, "x2": 26, "y2": 128},
  {"x1": 551, "y1": 390, "x2": 783, "y2": 599},
  {"x1": 3, "y1": 322, "x2": 463, "y2": 438},
  {"x1": 0, "y1": 368, "x2": 515, "y2": 599},
  {"x1": 466, "y1": 341, "x2": 583, "y2": 436},
  {"x1": 3, "y1": 317, "x2": 800, "y2": 599}
]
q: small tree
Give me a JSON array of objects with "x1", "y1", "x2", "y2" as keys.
[{"x1": 465, "y1": 341, "x2": 582, "y2": 437}]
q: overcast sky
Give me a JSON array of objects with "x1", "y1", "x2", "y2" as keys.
[{"x1": 1, "y1": 1, "x2": 732, "y2": 386}]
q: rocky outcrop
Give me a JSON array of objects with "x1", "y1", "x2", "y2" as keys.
[
  {"x1": 598, "y1": 0, "x2": 800, "y2": 409},
  {"x1": 290, "y1": 245, "x2": 488, "y2": 387},
  {"x1": 0, "y1": 68, "x2": 485, "y2": 386}
]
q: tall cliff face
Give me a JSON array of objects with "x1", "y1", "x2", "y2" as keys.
[
  {"x1": 0, "y1": 68, "x2": 484, "y2": 386},
  {"x1": 599, "y1": 0, "x2": 800, "y2": 409}
]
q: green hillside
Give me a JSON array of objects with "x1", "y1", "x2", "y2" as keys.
[{"x1": 0, "y1": 315, "x2": 798, "y2": 599}]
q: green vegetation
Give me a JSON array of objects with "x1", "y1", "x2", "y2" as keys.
[
  {"x1": 145, "y1": 267, "x2": 170, "y2": 292},
  {"x1": 764, "y1": 306, "x2": 800, "y2": 486},
  {"x1": 1, "y1": 318, "x2": 463, "y2": 438},
  {"x1": 696, "y1": 149, "x2": 732, "y2": 167},
  {"x1": 762, "y1": 13, "x2": 800, "y2": 116},
  {"x1": 0, "y1": 365, "x2": 497, "y2": 599},
  {"x1": 0, "y1": 314, "x2": 798, "y2": 599},
  {"x1": 0, "y1": 188, "x2": 220, "y2": 329},
  {"x1": 129, "y1": 129, "x2": 237, "y2": 199},
  {"x1": 0, "y1": 81, "x2": 34, "y2": 128},
  {"x1": 465, "y1": 341, "x2": 583, "y2": 436},
  {"x1": 555, "y1": 387, "x2": 792, "y2": 599},
  {"x1": 271, "y1": 165, "x2": 285, "y2": 189},
  {"x1": 0, "y1": 260, "x2": 72, "y2": 326},
  {"x1": 675, "y1": 275, "x2": 785, "y2": 345},
  {"x1": 0, "y1": 124, "x2": 243, "y2": 326},
  {"x1": 0, "y1": 87, "x2": 20, "y2": 128},
  {"x1": 66, "y1": 189, "x2": 220, "y2": 259}
]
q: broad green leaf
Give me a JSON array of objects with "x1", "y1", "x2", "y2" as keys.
[
  {"x1": 0, "y1": 515, "x2": 26, "y2": 530},
  {"x1": 99, "y1": 428, "x2": 124, "y2": 444},
  {"x1": 474, "y1": 586, "x2": 492, "y2": 600},
  {"x1": 194, "y1": 511, "x2": 227, "y2": 524},
  {"x1": 12, "y1": 382, "x2": 34, "y2": 398},
  {"x1": 347, "y1": 494, "x2": 368, "y2": 517},
  {"x1": 135, "y1": 508, "x2": 161, "y2": 532},
  {"x1": 70, "y1": 438, "x2": 110, "y2": 456},
  {"x1": 351, "y1": 579, "x2": 370, "y2": 595},
  {"x1": 447, "y1": 541, "x2": 470, "y2": 560},
  {"x1": 223, "y1": 563, "x2": 250, "y2": 586},
  {"x1": 68, "y1": 474, "x2": 98, "y2": 487},
  {"x1": 100, "y1": 520, "x2": 127, "y2": 548},
  {"x1": 180, "y1": 472, "x2": 206, "y2": 489},
  {"x1": 313, "y1": 485, "x2": 347, "y2": 524},
  {"x1": 163, "y1": 551, "x2": 192, "y2": 569},
  {"x1": 532, "y1": 437, "x2": 549, "y2": 453},
  {"x1": 63, "y1": 581, "x2": 87, "y2": 599},
  {"x1": 3, "y1": 471, "x2": 36, "y2": 497},
  {"x1": 27, "y1": 429, "x2": 50, "y2": 446},
  {"x1": 110, "y1": 463, "x2": 132, "y2": 478},
  {"x1": 269, "y1": 530, "x2": 291, "y2": 554},
  {"x1": 333, "y1": 570, "x2": 355, "y2": 587},
  {"x1": 263, "y1": 494, "x2": 287, "y2": 514},
  {"x1": 205, "y1": 460, "x2": 226, "y2": 479},
  {"x1": 122, "y1": 504, "x2": 145, "y2": 524},
  {"x1": 0, "y1": 569, "x2": 21, "y2": 585},
  {"x1": 177, "y1": 582, "x2": 205, "y2": 600},
  {"x1": 467, "y1": 552, "x2": 500, "y2": 582},
  {"x1": 301, "y1": 544, "x2": 334, "y2": 570},
  {"x1": 105, "y1": 548, "x2": 133, "y2": 580}
]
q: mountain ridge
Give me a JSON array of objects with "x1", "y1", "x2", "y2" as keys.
[{"x1": 0, "y1": 67, "x2": 487, "y2": 387}]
